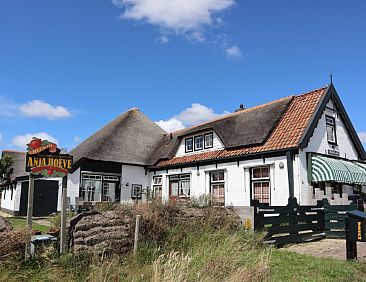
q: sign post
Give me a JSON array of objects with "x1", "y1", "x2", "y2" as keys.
[
  {"x1": 60, "y1": 176, "x2": 68, "y2": 254},
  {"x1": 346, "y1": 210, "x2": 366, "y2": 260},
  {"x1": 24, "y1": 138, "x2": 73, "y2": 258},
  {"x1": 25, "y1": 174, "x2": 34, "y2": 259}
]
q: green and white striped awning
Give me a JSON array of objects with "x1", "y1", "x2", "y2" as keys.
[
  {"x1": 355, "y1": 162, "x2": 366, "y2": 174},
  {"x1": 310, "y1": 155, "x2": 366, "y2": 185}
]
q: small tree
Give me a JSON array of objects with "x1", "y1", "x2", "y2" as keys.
[{"x1": 0, "y1": 155, "x2": 13, "y2": 190}]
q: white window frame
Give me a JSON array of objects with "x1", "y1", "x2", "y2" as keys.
[
  {"x1": 185, "y1": 138, "x2": 193, "y2": 153},
  {"x1": 81, "y1": 174, "x2": 102, "y2": 202},
  {"x1": 210, "y1": 170, "x2": 225, "y2": 206},
  {"x1": 194, "y1": 135, "x2": 203, "y2": 151},
  {"x1": 169, "y1": 174, "x2": 191, "y2": 198},
  {"x1": 131, "y1": 184, "x2": 142, "y2": 200},
  {"x1": 251, "y1": 167, "x2": 270, "y2": 204},
  {"x1": 153, "y1": 176, "x2": 163, "y2": 198},
  {"x1": 204, "y1": 133, "x2": 213, "y2": 149},
  {"x1": 326, "y1": 115, "x2": 337, "y2": 144}
]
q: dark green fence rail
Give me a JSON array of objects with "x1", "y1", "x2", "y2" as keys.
[
  {"x1": 322, "y1": 199, "x2": 357, "y2": 238},
  {"x1": 253, "y1": 198, "x2": 358, "y2": 246}
]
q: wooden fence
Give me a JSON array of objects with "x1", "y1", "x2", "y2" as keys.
[{"x1": 253, "y1": 198, "x2": 358, "y2": 246}]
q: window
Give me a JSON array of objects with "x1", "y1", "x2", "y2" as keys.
[
  {"x1": 80, "y1": 174, "x2": 102, "y2": 202},
  {"x1": 103, "y1": 176, "x2": 119, "y2": 181},
  {"x1": 185, "y1": 138, "x2": 193, "y2": 153},
  {"x1": 204, "y1": 133, "x2": 213, "y2": 149},
  {"x1": 131, "y1": 184, "x2": 142, "y2": 199},
  {"x1": 326, "y1": 116, "x2": 337, "y2": 144},
  {"x1": 102, "y1": 182, "x2": 116, "y2": 202},
  {"x1": 169, "y1": 174, "x2": 190, "y2": 198},
  {"x1": 210, "y1": 171, "x2": 225, "y2": 206},
  {"x1": 153, "y1": 176, "x2": 163, "y2": 199},
  {"x1": 194, "y1": 135, "x2": 203, "y2": 151},
  {"x1": 251, "y1": 167, "x2": 270, "y2": 204}
]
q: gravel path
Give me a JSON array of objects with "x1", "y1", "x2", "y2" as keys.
[{"x1": 283, "y1": 239, "x2": 366, "y2": 261}]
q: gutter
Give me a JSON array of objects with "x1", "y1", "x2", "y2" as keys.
[{"x1": 149, "y1": 147, "x2": 300, "y2": 171}]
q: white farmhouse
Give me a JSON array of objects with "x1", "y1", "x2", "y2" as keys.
[
  {"x1": 67, "y1": 84, "x2": 366, "y2": 208},
  {"x1": 1, "y1": 83, "x2": 365, "y2": 216}
]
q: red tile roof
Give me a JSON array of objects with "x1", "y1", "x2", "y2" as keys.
[{"x1": 156, "y1": 86, "x2": 327, "y2": 167}]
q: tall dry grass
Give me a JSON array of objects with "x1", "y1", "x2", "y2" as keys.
[
  {"x1": 0, "y1": 202, "x2": 270, "y2": 281},
  {"x1": 0, "y1": 228, "x2": 29, "y2": 266}
]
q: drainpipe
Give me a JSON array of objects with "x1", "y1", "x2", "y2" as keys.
[{"x1": 286, "y1": 151, "x2": 295, "y2": 199}]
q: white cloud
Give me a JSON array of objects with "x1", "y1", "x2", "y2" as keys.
[
  {"x1": 156, "y1": 118, "x2": 185, "y2": 132},
  {"x1": 358, "y1": 132, "x2": 366, "y2": 144},
  {"x1": 226, "y1": 45, "x2": 242, "y2": 59},
  {"x1": 177, "y1": 103, "x2": 225, "y2": 126},
  {"x1": 12, "y1": 133, "x2": 58, "y2": 150},
  {"x1": 113, "y1": 0, "x2": 240, "y2": 55},
  {"x1": 114, "y1": 0, "x2": 234, "y2": 32},
  {"x1": 19, "y1": 100, "x2": 71, "y2": 120},
  {"x1": 74, "y1": 136, "x2": 81, "y2": 143},
  {"x1": 156, "y1": 103, "x2": 228, "y2": 132},
  {"x1": 0, "y1": 133, "x2": 3, "y2": 143}
]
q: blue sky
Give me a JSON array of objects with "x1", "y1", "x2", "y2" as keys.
[{"x1": 1, "y1": 0, "x2": 366, "y2": 152}]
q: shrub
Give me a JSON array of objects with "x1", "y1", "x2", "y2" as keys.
[{"x1": 51, "y1": 211, "x2": 75, "y2": 228}]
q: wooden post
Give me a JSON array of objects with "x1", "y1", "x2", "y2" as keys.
[
  {"x1": 133, "y1": 215, "x2": 141, "y2": 255},
  {"x1": 346, "y1": 217, "x2": 357, "y2": 260},
  {"x1": 25, "y1": 174, "x2": 34, "y2": 259},
  {"x1": 60, "y1": 176, "x2": 67, "y2": 255}
]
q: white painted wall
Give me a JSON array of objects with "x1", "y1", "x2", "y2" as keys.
[
  {"x1": 303, "y1": 100, "x2": 358, "y2": 160},
  {"x1": 150, "y1": 155, "x2": 290, "y2": 207},
  {"x1": 175, "y1": 130, "x2": 225, "y2": 157},
  {"x1": 120, "y1": 165, "x2": 149, "y2": 203},
  {"x1": 67, "y1": 168, "x2": 81, "y2": 207},
  {"x1": 0, "y1": 185, "x2": 17, "y2": 212},
  {"x1": 298, "y1": 98, "x2": 361, "y2": 204}
]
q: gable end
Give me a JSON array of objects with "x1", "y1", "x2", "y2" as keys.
[{"x1": 299, "y1": 84, "x2": 366, "y2": 160}]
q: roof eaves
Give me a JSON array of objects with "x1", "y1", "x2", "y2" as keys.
[
  {"x1": 150, "y1": 147, "x2": 299, "y2": 170},
  {"x1": 298, "y1": 84, "x2": 331, "y2": 149}
]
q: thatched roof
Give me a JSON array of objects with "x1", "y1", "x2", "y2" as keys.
[
  {"x1": 71, "y1": 108, "x2": 167, "y2": 166},
  {"x1": 149, "y1": 96, "x2": 293, "y2": 163},
  {"x1": 1, "y1": 150, "x2": 27, "y2": 179}
]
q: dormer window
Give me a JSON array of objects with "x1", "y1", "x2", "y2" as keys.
[
  {"x1": 185, "y1": 138, "x2": 193, "y2": 153},
  {"x1": 194, "y1": 135, "x2": 203, "y2": 151},
  {"x1": 204, "y1": 133, "x2": 213, "y2": 149},
  {"x1": 326, "y1": 116, "x2": 337, "y2": 144}
]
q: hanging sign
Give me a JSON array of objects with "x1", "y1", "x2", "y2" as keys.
[{"x1": 25, "y1": 138, "x2": 73, "y2": 177}]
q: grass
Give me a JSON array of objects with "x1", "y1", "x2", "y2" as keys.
[
  {"x1": 1, "y1": 202, "x2": 366, "y2": 281},
  {"x1": 7, "y1": 217, "x2": 51, "y2": 234},
  {"x1": 1, "y1": 225, "x2": 365, "y2": 281},
  {"x1": 271, "y1": 249, "x2": 366, "y2": 281}
]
